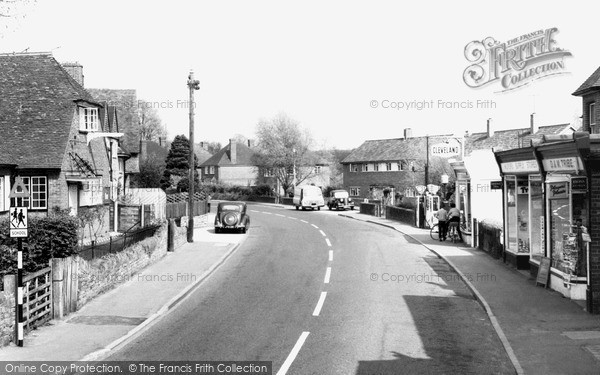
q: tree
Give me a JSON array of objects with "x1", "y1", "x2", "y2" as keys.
[
  {"x1": 160, "y1": 135, "x2": 198, "y2": 191},
  {"x1": 1, "y1": 0, "x2": 36, "y2": 35},
  {"x1": 204, "y1": 141, "x2": 222, "y2": 154},
  {"x1": 138, "y1": 100, "x2": 167, "y2": 142},
  {"x1": 253, "y1": 113, "x2": 315, "y2": 195},
  {"x1": 137, "y1": 155, "x2": 166, "y2": 188}
]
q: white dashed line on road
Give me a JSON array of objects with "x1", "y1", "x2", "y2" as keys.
[
  {"x1": 276, "y1": 331, "x2": 310, "y2": 375},
  {"x1": 287, "y1": 216, "x2": 297, "y2": 220},
  {"x1": 312, "y1": 292, "x2": 327, "y2": 316},
  {"x1": 329, "y1": 250, "x2": 333, "y2": 261},
  {"x1": 319, "y1": 230, "x2": 326, "y2": 237},
  {"x1": 300, "y1": 220, "x2": 308, "y2": 223},
  {"x1": 250, "y1": 210, "x2": 260, "y2": 213},
  {"x1": 275, "y1": 214, "x2": 285, "y2": 217},
  {"x1": 311, "y1": 224, "x2": 319, "y2": 229},
  {"x1": 261, "y1": 212, "x2": 272, "y2": 215},
  {"x1": 324, "y1": 267, "x2": 331, "y2": 284},
  {"x1": 325, "y1": 238, "x2": 332, "y2": 247}
]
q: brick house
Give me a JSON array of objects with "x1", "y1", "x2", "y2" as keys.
[
  {"x1": 341, "y1": 128, "x2": 458, "y2": 202},
  {"x1": 0, "y1": 53, "x2": 126, "y2": 222},
  {"x1": 200, "y1": 139, "x2": 258, "y2": 186}
]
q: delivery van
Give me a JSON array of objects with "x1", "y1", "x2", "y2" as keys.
[{"x1": 293, "y1": 185, "x2": 325, "y2": 210}]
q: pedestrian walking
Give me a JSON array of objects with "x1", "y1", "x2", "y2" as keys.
[
  {"x1": 448, "y1": 203, "x2": 463, "y2": 242},
  {"x1": 436, "y1": 204, "x2": 448, "y2": 241}
]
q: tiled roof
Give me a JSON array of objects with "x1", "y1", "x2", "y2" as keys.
[
  {"x1": 465, "y1": 124, "x2": 572, "y2": 154},
  {"x1": 341, "y1": 135, "x2": 454, "y2": 163},
  {"x1": 194, "y1": 146, "x2": 213, "y2": 165},
  {"x1": 88, "y1": 88, "x2": 139, "y2": 153},
  {"x1": 573, "y1": 65, "x2": 600, "y2": 96},
  {"x1": 200, "y1": 142, "x2": 257, "y2": 166},
  {"x1": 0, "y1": 53, "x2": 95, "y2": 169}
]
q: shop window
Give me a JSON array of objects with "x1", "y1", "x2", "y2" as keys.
[
  {"x1": 516, "y1": 179, "x2": 529, "y2": 253},
  {"x1": 350, "y1": 187, "x2": 360, "y2": 196},
  {"x1": 529, "y1": 177, "x2": 544, "y2": 261},
  {"x1": 0, "y1": 177, "x2": 4, "y2": 212},
  {"x1": 547, "y1": 180, "x2": 571, "y2": 273},
  {"x1": 505, "y1": 177, "x2": 518, "y2": 252}
]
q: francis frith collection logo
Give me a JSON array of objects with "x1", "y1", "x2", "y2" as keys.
[{"x1": 463, "y1": 27, "x2": 572, "y2": 92}]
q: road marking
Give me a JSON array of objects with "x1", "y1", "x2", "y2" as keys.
[
  {"x1": 261, "y1": 212, "x2": 272, "y2": 215},
  {"x1": 287, "y1": 216, "x2": 297, "y2": 220},
  {"x1": 311, "y1": 224, "x2": 319, "y2": 229},
  {"x1": 312, "y1": 292, "x2": 327, "y2": 316},
  {"x1": 325, "y1": 238, "x2": 332, "y2": 247},
  {"x1": 250, "y1": 210, "x2": 260, "y2": 213},
  {"x1": 329, "y1": 250, "x2": 333, "y2": 261},
  {"x1": 275, "y1": 214, "x2": 285, "y2": 217},
  {"x1": 276, "y1": 331, "x2": 310, "y2": 375},
  {"x1": 324, "y1": 267, "x2": 331, "y2": 284},
  {"x1": 300, "y1": 219, "x2": 308, "y2": 223},
  {"x1": 319, "y1": 230, "x2": 326, "y2": 237}
]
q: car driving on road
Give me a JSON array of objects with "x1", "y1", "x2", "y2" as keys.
[
  {"x1": 327, "y1": 189, "x2": 355, "y2": 210},
  {"x1": 214, "y1": 201, "x2": 250, "y2": 233}
]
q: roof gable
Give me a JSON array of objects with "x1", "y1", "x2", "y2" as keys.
[
  {"x1": 0, "y1": 53, "x2": 94, "y2": 169},
  {"x1": 573, "y1": 65, "x2": 600, "y2": 96},
  {"x1": 341, "y1": 135, "x2": 453, "y2": 163},
  {"x1": 88, "y1": 88, "x2": 139, "y2": 153},
  {"x1": 200, "y1": 142, "x2": 257, "y2": 166}
]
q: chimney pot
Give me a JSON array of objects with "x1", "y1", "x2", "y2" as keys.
[
  {"x1": 487, "y1": 118, "x2": 494, "y2": 138},
  {"x1": 404, "y1": 128, "x2": 412, "y2": 139},
  {"x1": 530, "y1": 113, "x2": 538, "y2": 134}
]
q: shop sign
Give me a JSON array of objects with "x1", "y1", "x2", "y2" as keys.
[
  {"x1": 490, "y1": 180, "x2": 503, "y2": 190},
  {"x1": 542, "y1": 157, "x2": 581, "y2": 172},
  {"x1": 431, "y1": 139, "x2": 461, "y2": 158},
  {"x1": 536, "y1": 257, "x2": 551, "y2": 288},
  {"x1": 571, "y1": 177, "x2": 587, "y2": 193},
  {"x1": 548, "y1": 182, "x2": 568, "y2": 199},
  {"x1": 501, "y1": 160, "x2": 539, "y2": 173},
  {"x1": 517, "y1": 180, "x2": 528, "y2": 195}
]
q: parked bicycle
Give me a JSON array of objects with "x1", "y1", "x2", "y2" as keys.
[
  {"x1": 430, "y1": 219, "x2": 467, "y2": 241},
  {"x1": 447, "y1": 221, "x2": 460, "y2": 243}
]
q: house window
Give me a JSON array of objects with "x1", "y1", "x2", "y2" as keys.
[
  {"x1": 264, "y1": 168, "x2": 274, "y2": 177},
  {"x1": 374, "y1": 164, "x2": 379, "y2": 172},
  {"x1": 352, "y1": 164, "x2": 359, "y2": 172},
  {"x1": 385, "y1": 163, "x2": 392, "y2": 171},
  {"x1": 590, "y1": 103, "x2": 598, "y2": 134},
  {"x1": 80, "y1": 107, "x2": 99, "y2": 132},
  {"x1": 209, "y1": 166, "x2": 215, "y2": 174},
  {"x1": 350, "y1": 187, "x2": 360, "y2": 196},
  {"x1": 363, "y1": 164, "x2": 368, "y2": 172},
  {"x1": 10, "y1": 176, "x2": 47, "y2": 209},
  {"x1": 397, "y1": 161, "x2": 404, "y2": 171},
  {"x1": 314, "y1": 166, "x2": 322, "y2": 174},
  {"x1": 409, "y1": 161, "x2": 415, "y2": 171}
]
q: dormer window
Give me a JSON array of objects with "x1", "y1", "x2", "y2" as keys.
[{"x1": 80, "y1": 107, "x2": 99, "y2": 132}]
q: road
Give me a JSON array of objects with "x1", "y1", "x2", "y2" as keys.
[{"x1": 106, "y1": 203, "x2": 514, "y2": 374}]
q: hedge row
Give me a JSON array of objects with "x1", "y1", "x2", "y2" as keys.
[{"x1": 0, "y1": 212, "x2": 79, "y2": 282}]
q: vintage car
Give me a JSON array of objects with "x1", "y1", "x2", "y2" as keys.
[
  {"x1": 214, "y1": 201, "x2": 250, "y2": 233},
  {"x1": 293, "y1": 185, "x2": 325, "y2": 211},
  {"x1": 327, "y1": 189, "x2": 355, "y2": 210}
]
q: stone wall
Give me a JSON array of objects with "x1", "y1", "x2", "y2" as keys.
[{"x1": 0, "y1": 285, "x2": 15, "y2": 347}]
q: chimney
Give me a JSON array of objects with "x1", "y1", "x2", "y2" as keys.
[
  {"x1": 487, "y1": 118, "x2": 494, "y2": 138},
  {"x1": 530, "y1": 113, "x2": 538, "y2": 134},
  {"x1": 404, "y1": 128, "x2": 412, "y2": 139},
  {"x1": 62, "y1": 62, "x2": 84, "y2": 87},
  {"x1": 247, "y1": 139, "x2": 254, "y2": 148},
  {"x1": 229, "y1": 139, "x2": 237, "y2": 164}
]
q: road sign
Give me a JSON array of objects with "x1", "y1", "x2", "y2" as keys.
[
  {"x1": 9, "y1": 206, "x2": 28, "y2": 238},
  {"x1": 9, "y1": 177, "x2": 30, "y2": 198}
]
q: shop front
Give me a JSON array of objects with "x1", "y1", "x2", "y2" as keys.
[
  {"x1": 495, "y1": 147, "x2": 541, "y2": 269},
  {"x1": 536, "y1": 139, "x2": 590, "y2": 302}
]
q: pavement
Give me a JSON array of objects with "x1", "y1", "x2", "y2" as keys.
[
  {"x1": 0, "y1": 214, "x2": 246, "y2": 361},
  {"x1": 337, "y1": 210, "x2": 600, "y2": 375}
]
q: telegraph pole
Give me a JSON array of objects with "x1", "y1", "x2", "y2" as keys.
[
  {"x1": 425, "y1": 135, "x2": 429, "y2": 187},
  {"x1": 187, "y1": 71, "x2": 200, "y2": 242}
]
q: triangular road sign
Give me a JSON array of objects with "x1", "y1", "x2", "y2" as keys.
[{"x1": 9, "y1": 177, "x2": 30, "y2": 198}]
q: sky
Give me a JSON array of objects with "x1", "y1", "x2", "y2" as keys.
[{"x1": 1, "y1": 0, "x2": 599, "y2": 150}]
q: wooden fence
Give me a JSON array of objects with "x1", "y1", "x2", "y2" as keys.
[
  {"x1": 23, "y1": 267, "x2": 53, "y2": 331},
  {"x1": 166, "y1": 200, "x2": 208, "y2": 219}
]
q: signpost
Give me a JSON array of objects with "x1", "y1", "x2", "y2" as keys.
[
  {"x1": 9, "y1": 177, "x2": 29, "y2": 347},
  {"x1": 536, "y1": 257, "x2": 551, "y2": 288}
]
